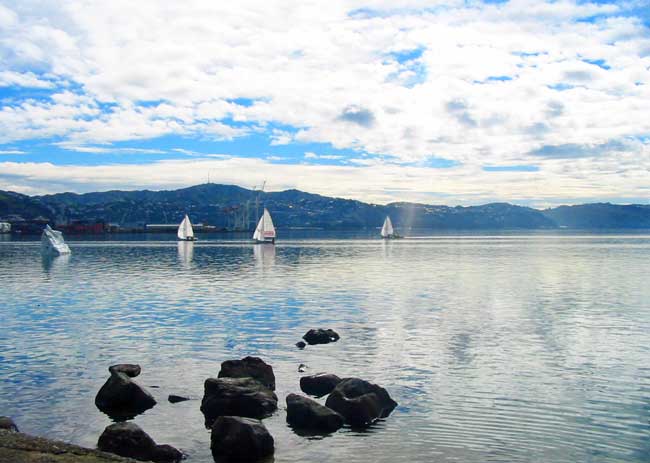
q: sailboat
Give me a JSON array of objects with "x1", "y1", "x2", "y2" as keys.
[
  {"x1": 41, "y1": 224, "x2": 71, "y2": 255},
  {"x1": 177, "y1": 214, "x2": 196, "y2": 241},
  {"x1": 253, "y1": 208, "x2": 276, "y2": 244},
  {"x1": 380, "y1": 216, "x2": 402, "y2": 239}
]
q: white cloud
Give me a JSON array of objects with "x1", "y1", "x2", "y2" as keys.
[
  {"x1": 0, "y1": 0, "x2": 648, "y2": 202},
  {"x1": 0, "y1": 149, "x2": 25, "y2": 154}
]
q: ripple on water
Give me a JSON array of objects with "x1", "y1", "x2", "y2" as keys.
[{"x1": 1, "y1": 234, "x2": 650, "y2": 462}]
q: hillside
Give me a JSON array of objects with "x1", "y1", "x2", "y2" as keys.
[{"x1": 1, "y1": 184, "x2": 649, "y2": 230}]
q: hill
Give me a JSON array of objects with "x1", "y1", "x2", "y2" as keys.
[{"x1": 0, "y1": 184, "x2": 649, "y2": 230}]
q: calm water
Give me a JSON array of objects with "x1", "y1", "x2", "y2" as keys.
[{"x1": 1, "y1": 233, "x2": 650, "y2": 462}]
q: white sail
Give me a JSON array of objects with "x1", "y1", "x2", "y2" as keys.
[
  {"x1": 381, "y1": 216, "x2": 394, "y2": 237},
  {"x1": 253, "y1": 208, "x2": 276, "y2": 242},
  {"x1": 41, "y1": 225, "x2": 71, "y2": 255},
  {"x1": 177, "y1": 214, "x2": 194, "y2": 240}
]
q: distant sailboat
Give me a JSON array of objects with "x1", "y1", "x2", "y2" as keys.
[
  {"x1": 41, "y1": 224, "x2": 71, "y2": 255},
  {"x1": 253, "y1": 208, "x2": 276, "y2": 244},
  {"x1": 177, "y1": 214, "x2": 196, "y2": 241},
  {"x1": 380, "y1": 216, "x2": 401, "y2": 239}
]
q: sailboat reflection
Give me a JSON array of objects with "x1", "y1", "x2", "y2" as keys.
[
  {"x1": 253, "y1": 243, "x2": 276, "y2": 267},
  {"x1": 177, "y1": 240, "x2": 194, "y2": 267},
  {"x1": 41, "y1": 253, "x2": 71, "y2": 274}
]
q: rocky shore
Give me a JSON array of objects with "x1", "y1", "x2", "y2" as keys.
[{"x1": 2, "y1": 328, "x2": 399, "y2": 462}]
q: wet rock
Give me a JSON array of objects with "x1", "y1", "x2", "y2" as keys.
[
  {"x1": 325, "y1": 378, "x2": 398, "y2": 427},
  {"x1": 95, "y1": 370, "x2": 156, "y2": 418},
  {"x1": 97, "y1": 422, "x2": 182, "y2": 462},
  {"x1": 200, "y1": 377, "x2": 278, "y2": 426},
  {"x1": 108, "y1": 364, "x2": 141, "y2": 378},
  {"x1": 302, "y1": 329, "x2": 340, "y2": 345},
  {"x1": 210, "y1": 416, "x2": 274, "y2": 461},
  {"x1": 300, "y1": 373, "x2": 342, "y2": 397},
  {"x1": 286, "y1": 393, "x2": 344, "y2": 433},
  {"x1": 0, "y1": 417, "x2": 18, "y2": 433},
  {"x1": 298, "y1": 364, "x2": 307, "y2": 373},
  {"x1": 295, "y1": 341, "x2": 306, "y2": 349},
  {"x1": 168, "y1": 394, "x2": 190, "y2": 404},
  {"x1": 218, "y1": 356, "x2": 276, "y2": 390}
]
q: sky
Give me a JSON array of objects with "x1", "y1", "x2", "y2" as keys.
[{"x1": 0, "y1": 0, "x2": 649, "y2": 206}]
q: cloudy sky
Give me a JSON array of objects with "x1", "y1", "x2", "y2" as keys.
[{"x1": 0, "y1": 0, "x2": 649, "y2": 206}]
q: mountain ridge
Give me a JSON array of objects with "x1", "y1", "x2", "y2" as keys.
[{"x1": 1, "y1": 184, "x2": 649, "y2": 230}]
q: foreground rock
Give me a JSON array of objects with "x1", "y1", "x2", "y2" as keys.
[
  {"x1": 97, "y1": 422, "x2": 182, "y2": 462},
  {"x1": 325, "y1": 378, "x2": 398, "y2": 427},
  {"x1": 0, "y1": 417, "x2": 18, "y2": 433},
  {"x1": 201, "y1": 377, "x2": 278, "y2": 426},
  {"x1": 300, "y1": 373, "x2": 342, "y2": 397},
  {"x1": 108, "y1": 364, "x2": 141, "y2": 378},
  {"x1": 286, "y1": 394, "x2": 344, "y2": 433},
  {"x1": 302, "y1": 329, "x2": 340, "y2": 345},
  {"x1": 0, "y1": 429, "x2": 135, "y2": 462},
  {"x1": 95, "y1": 370, "x2": 156, "y2": 419},
  {"x1": 210, "y1": 416, "x2": 274, "y2": 461},
  {"x1": 218, "y1": 356, "x2": 276, "y2": 390}
]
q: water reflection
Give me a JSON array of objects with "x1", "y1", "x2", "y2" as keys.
[
  {"x1": 41, "y1": 253, "x2": 70, "y2": 274},
  {"x1": 1, "y1": 235, "x2": 650, "y2": 463},
  {"x1": 254, "y1": 243, "x2": 276, "y2": 268},
  {"x1": 177, "y1": 241, "x2": 194, "y2": 267}
]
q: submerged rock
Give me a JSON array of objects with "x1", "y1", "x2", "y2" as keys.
[
  {"x1": 108, "y1": 364, "x2": 141, "y2": 378},
  {"x1": 295, "y1": 341, "x2": 306, "y2": 349},
  {"x1": 302, "y1": 329, "x2": 340, "y2": 345},
  {"x1": 325, "y1": 378, "x2": 397, "y2": 427},
  {"x1": 210, "y1": 416, "x2": 274, "y2": 461},
  {"x1": 97, "y1": 422, "x2": 182, "y2": 462},
  {"x1": 168, "y1": 394, "x2": 191, "y2": 404},
  {"x1": 286, "y1": 393, "x2": 344, "y2": 433},
  {"x1": 0, "y1": 417, "x2": 18, "y2": 433},
  {"x1": 200, "y1": 377, "x2": 278, "y2": 426},
  {"x1": 95, "y1": 370, "x2": 156, "y2": 419},
  {"x1": 218, "y1": 356, "x2": 276, "y2": 390},
  {"x1": 300, "y1": 373, "x2": 342, "y2": 397}
]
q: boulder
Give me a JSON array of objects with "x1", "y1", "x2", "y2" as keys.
[
  {"x1": 302, "y1": 329, "x2": 340, "y2": 345},
  {"x1": 218, "y1": 356, "x2": 275, "y2": 390},
  {"x1": 0, "y1": 416, "x2": 18, "y2": 432},
  {"x1": 210, "y1": 416, "x2": 274, "y2": 461},
  {"x1": 325, "y1": 378, "x2": 397, "y2": 427},
  {"x1": 295, "y1": 341, "x2": 306, "y2": 349},
  {"x1": 168, "y1": 394, "x2": 190, "y2": 404},
  {"x1": 97, "y1": 422, "x2": 182, "y2": 462},
  {"x1": 95, "y1": 370, "x2": 156, "y2": 418},
  {"x1": 200, "y1": 377, "x2": 278, "y2": 426},
  {"x1": 108, "y1": 364, "x2": 141, "y2": 378},
  {"x1": 300, "y1": 373, "x2": 342, "y2": 397},
  {"x1": 286, "y1": 393, "x2": 344, "y2": 433}
]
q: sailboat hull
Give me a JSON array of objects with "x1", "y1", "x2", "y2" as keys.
[{"x1": 253, "y1": 237, "x2": 275, "y2": 244}]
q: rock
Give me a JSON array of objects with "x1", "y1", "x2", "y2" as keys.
[
  {"x1": 325, "y1": 378, "x2": 398, "y2": 427},
  {"x1": 200, "y1": 377, "x2": 278, "y2": 426},
  {"x1": 95, "y1": 370, "x2": 156, "y2": 418},
  {"x1": 302, "y1": 329, "x2": 340, "y2": 345},
  {"x1": 168, "y1": 394, "x2": 190, "y2": 404},
  {"x1": 218, "y1": 356, "x2": 276, "y2": 390},
  {"x1": 0, "y1": 417, "x2": 18, "y2": 433},
  {"x1": 97, "y1": 422, "x2": 182, "y2": 462},
  {"x1": 295, "y1": 341, "x2": 306, "y2": 349},
  {"x1": 108, "y1": 364, "x2": 141, "y2": 378},
  {"x1": 0, "y1": 430, "x2": 135, "y2": 462},
  {"x1": 210, "y1": 416, "x2": 274, "y2": 461},
  {"x1": 300, "y1": 373, "x2": 342, "y2": 397},
  {"x1": 286, "y1": 393, "x2": 344, "y2": 433},
  {"x1": 298, "y1": 364, "x2": 307, "y2": 373}
]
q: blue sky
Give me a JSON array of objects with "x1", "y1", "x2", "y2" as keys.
[{"x1": 0, "y1": 0, "x2": 649, "y2": 206}]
